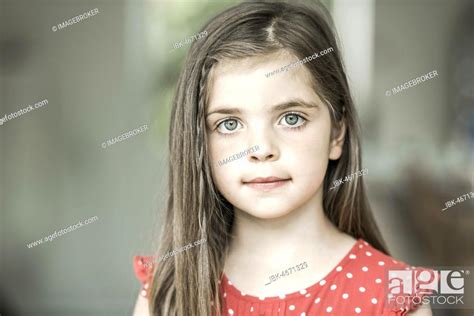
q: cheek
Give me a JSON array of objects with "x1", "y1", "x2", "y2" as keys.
[
  {"x1": 210, "y1": 164, "x2": 241, "y2": 204},
  {"x1": 207, "y1": 133, "x2": 219, "y2": 162},
  {"x1": 283, "y1": 121, "x2": 332, "y2": 185},
  {"x1": 286, "y1": 123, "x2": 332, "y2": 164}
]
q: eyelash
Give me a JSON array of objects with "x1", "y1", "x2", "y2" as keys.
[
  {"x1": 279, "y1": 112, "x2": 307, "y2": 130},
  {"x1": 215, "y1": 117, "x2": 241, "y2": 136},
  {"x1": 215, "y1": 112, "x2": 308, "y2": 135}
]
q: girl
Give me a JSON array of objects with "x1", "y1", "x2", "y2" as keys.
[{"x1": 133, "y1": 1, "x2": 434, "y2": 315}]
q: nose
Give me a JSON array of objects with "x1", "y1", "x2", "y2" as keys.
[{"x1": 248, "y1": 136, "x2": 279, "y2": 163}]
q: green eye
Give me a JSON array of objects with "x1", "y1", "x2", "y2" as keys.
[
  {"x1": 279, "y1": 112, "x2": 307, "y2": 129},
  {"x1": 216, "y1": 118, "x2": 241, "y2": 134},
  {"x1": 285, "y1": 114, "x2": 299, "y2": 125},
  {"x1": 224, "y1": 119, "x2": 238, "y2": 131}
]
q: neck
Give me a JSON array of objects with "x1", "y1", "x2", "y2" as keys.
[{"x1": 224, "y1": 191, "x2": 355, "y2": 296}]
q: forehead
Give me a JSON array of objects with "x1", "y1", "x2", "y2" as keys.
[{"x1": 206, "y1": 50, "x2": 324, "y2": 111}]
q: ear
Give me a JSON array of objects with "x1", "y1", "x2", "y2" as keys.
[{"x1": 329, "y1": 119, "x2": 346, "y2": 160}]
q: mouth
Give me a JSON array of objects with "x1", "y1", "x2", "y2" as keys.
[{"x1": 243, "y1": 176, "x2": 291, "y2": 190}]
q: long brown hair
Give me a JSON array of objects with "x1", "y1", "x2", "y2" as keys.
[{"x1": 150, "y1": 1, "x2": 388, "y2": 315}]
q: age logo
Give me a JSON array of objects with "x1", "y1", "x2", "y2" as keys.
[{"x1": 386, "y1": 268, "x2": 470, "y2": 309}]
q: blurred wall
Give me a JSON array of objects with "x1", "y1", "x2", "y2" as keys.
[{"x1": 1, "y1": 0, "x2": 164, "y2": 314}]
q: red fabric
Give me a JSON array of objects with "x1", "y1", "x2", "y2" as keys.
[
  {"x1": 133, "y1": 255, "x2": 156, "y2": 299},
  {"x1": 134, "y1": 239, "x2": 434, "y2": 315}
]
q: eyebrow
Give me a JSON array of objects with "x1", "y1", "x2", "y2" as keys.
[{"x1": 206, "y1": 99, "x2": 320, "y2": 117}]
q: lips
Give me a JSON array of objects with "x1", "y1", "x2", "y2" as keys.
[
  {"x1": 243, "y1": 176, "x2": 291, "y2": 190},
  {"x1": 245, "y1": 176, "x2": 286, "y2": 183}
]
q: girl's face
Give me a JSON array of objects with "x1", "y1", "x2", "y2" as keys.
[{"x1": 205, "y1": 50, "x2": 345, "y2": 219}]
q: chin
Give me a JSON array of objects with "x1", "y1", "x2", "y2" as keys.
[{"x1": 238, "y1": 203, "x2": 295, "y2": 220}]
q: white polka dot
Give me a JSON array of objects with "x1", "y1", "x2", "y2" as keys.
[
  {"x1": 330, "y1": 284, "x2": 337, "y2": 290},
  {"x1": 349, "y1": 254, "x2": 357, "y2": 259},
  {"x1": 300, "y1": 313, "x2": 306, "y2": 316},
  {"x1": 363, "y1": 241, "x2": 369, "y2": 246},
  {"x1": 228, "y1": 309, "x2": 234, "y2": 315},
  {"x1": 362, "y1": 266, "x2": 368, "y2": 272},
  {"x1": 250, "y1": 307, "x2": 254, "y2": 312},
  {"x1": 241, "y1": 292, "x2": 246, "y2": 296},
  {"x1": 378, "y1": 261, "x2": 385, "y2": 266},
  {"x1": 300, "y1": 289, "x2": 307, "y2": 295},
  {"x1": 258, "y1": 296, "x2": 265, "y2": 300},
  {"x1": 359, "y1": 244, "x2": 363, "y2": 248},
  {"x1": 392, "y1": 259, "x2": 398, "y2": 264},
  {"x1": 336, "y1": 266, "x2": 343, "y2": 272},
  {"x1": 319, "y1": 279, "x2": 327, "y2": 286},
  {"x1": 228, "y1": 280, "x2": 232, "y2": 285},
  {"x1": 371, "y1": 298, "x2": 378, "y2": 304},
  {"x1": 342, "y1": 293, "x2": 349, "y2": 299},
  {"x1": 315, "y1": 297, "x2": 321, "y2": 304},
  {"x1": 305, "y1": 293, "x2": 311, "y2": 298},
  {"x1": 223, "y1": 292, "x2": 227, "y2": 298},
  {"x1": 375, "y1": 278, "x2": 382, "y2": 284},
  {"x1": 355, "y1": 307, "x2": 361, "y2": 313},
  {"x1": 346, "y1": 272, "x2": 353, "y2": 278},
  {"x1": 359, "y1": 286, "x2": 366, "y2": 292},
  {"x1": 365, "y1": 251, "x2": 372, "y2": 256},
  {"x1": 326, "y1": 306, "x2": 333, "y2": 312},
  {"x1": 289, "y1": 305, "x2": 295, "y2": 311},
  {"x1": 279, "y1": 294, "x2": 286, "y2": 299}
]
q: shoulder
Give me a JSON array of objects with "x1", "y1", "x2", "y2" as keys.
[
  {"x1": 133, "y1": 255, "x2": 156, "y2": 298},
  {"x1": 133, "y1": 293, "x2": 151, "y2": 316},
  {"x1": 340, "y1": 239, "x2": 435, "y2": 315}
]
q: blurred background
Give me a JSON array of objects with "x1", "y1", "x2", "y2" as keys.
[{"x1": 0, "y1": 0, "x2": 472, "y2": 315}]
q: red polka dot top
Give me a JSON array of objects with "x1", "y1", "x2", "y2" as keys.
[{"x1": 134, "y1": 239, "x2": 434, "y2": 316}]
